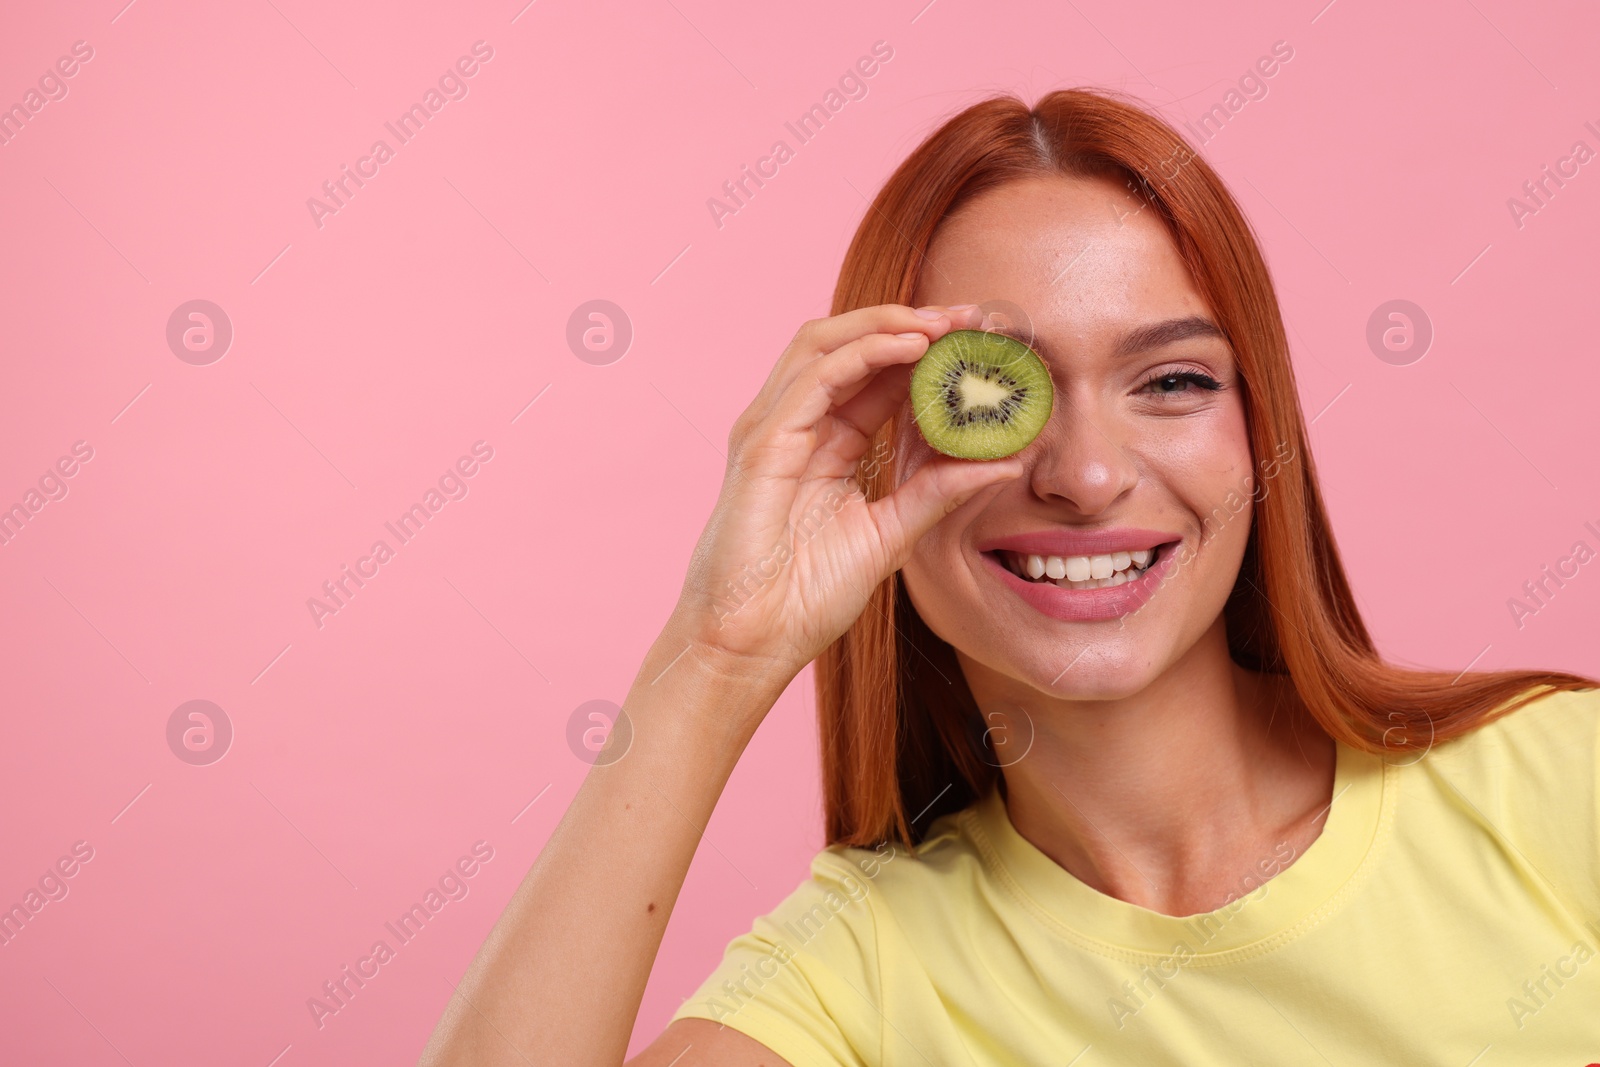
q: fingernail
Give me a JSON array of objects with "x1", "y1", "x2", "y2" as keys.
[
  {"x1": 948, "y1": 303, "x2": 978, "y2": 312},
  {"x1": 896, "y1": 331, "x2": 927, "y2": 339},
  {"x1": 913, "y1": 306, "x2": 944, "y2": 320}
]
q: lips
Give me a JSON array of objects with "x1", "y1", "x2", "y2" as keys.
[{"x1": 974, "y1": 528, "x2": 1183, "y2": 622}]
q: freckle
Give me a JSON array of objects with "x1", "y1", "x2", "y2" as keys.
[
  {"x1": 624, "y1": 803, "x2": 630, "y2": 810},
  {"x1": 647, "y1": 902, "x2": 657, "y2": 913}
]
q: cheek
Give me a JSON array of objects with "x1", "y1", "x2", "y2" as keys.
[
  {"x1": 1129, "y1": 404, "x2": 1253, "y2": 549},
  {"x1": 1141, "y1": 395, "x2": 1251, "y2": 486},
  {"x1": 1170, "y1": 417, "x2": 1255, "y2": 556}
]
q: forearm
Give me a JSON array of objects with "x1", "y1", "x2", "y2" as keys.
[{"x1": 419, "y1": 624, "x2": 789, "y2": 1066}]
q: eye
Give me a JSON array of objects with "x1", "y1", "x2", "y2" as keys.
[{"x1": 1139, "y1": 370, "x2": 1222, "y2": 396}]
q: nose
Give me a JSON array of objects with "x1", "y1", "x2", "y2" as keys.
[{"x1": 1025, "y1": 394, "x2": 1140, "y2": 515}]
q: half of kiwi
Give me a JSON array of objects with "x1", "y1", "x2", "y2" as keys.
[{"x1": 909, "y1": 330, "x2": 1053, "y2": 459}]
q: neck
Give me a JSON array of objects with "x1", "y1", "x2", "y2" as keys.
[{"x1": 957, "y1": 619, "x2": 1336, "y2": 916}]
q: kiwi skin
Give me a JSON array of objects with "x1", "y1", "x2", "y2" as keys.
[{"x1": 909, "y1": 330, "x2": 1054, "y2": 460}]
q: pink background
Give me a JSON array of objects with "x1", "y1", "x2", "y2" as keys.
[{"x1": 2, "y1": 0, "x2": 1598, "y2": 1062}]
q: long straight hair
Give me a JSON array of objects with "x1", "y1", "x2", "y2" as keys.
[{"x1": 816, "y1": 88, "x2": 1595, "y2": 848}]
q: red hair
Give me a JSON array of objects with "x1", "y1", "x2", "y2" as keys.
[{"x1": 816, "y1": 88, "x2": 1595, "y2": 847}]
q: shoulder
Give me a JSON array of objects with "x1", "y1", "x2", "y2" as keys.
[
  {"x1": 668, "y1": 802, "x2": 994, "y2": 1045},
  {"x1": 1421, "y1": 684, "x2": 1600, "y2": 784},
  {"x1": 1413, "y1": 684, "x2": 1600, "y2": 911},
  {"x1": 828, "y1": 800, "x2": 995, "y2": 908},
  {"x1": 791, "y1": 807, "x2": 989, "y2": 940},
  {"x1": 668, "y1": 846, "x2": 887, "y2": 1066}
]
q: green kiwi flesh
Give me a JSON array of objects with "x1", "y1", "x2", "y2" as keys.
[{"x1": 909, "y1": 330, "x2": 1053, "y2": 459}]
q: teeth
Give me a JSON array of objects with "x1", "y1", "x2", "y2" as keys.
[{"x1": 1007, "y1": 545, "x2": 1163, "y2": 589}]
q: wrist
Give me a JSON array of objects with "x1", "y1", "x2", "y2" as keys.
[{"x1": 629, "y1": 615, "x2": 799, "y2": 748}]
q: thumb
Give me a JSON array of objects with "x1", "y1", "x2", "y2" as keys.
[{"x1": 871, "y1": 456, "x2": 1023, "y2": 565}]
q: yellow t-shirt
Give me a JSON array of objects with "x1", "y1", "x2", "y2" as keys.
[{"x1": 671, "y1": 687, "x2": 1600, "y2": 1065}]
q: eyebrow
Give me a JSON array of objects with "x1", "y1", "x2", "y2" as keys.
[{"x1": 989, "y1": 315, "x2": 1228, "y2": 359}]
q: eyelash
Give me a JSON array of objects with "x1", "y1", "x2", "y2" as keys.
[{"x1": 1138, "y1": 370, "x2": 1223, "y2": 396}]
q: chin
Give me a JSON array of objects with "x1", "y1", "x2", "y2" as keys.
[{"x1": 949, "y1": 611, "x2": 1178, "y2": 704}]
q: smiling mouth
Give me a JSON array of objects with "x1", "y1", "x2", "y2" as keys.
[{"x1": 987, "y1": 544, "x2": 1175, "y2": 590}]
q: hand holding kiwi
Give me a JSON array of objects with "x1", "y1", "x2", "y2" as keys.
[{"x1": 672, "y1": 304, "x2": 1025, "y2": 690}]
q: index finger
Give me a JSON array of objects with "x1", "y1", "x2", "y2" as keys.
[
  {"x1": 798, "y1": 302, "x2": 980, "y2": 355},
  {"x1": 754, "y1": 303, "x2": 982, "y2": 422}
]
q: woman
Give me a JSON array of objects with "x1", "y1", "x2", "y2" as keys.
[{"x1": 420, "y1": 90, "x2": 1600, "y2": 1065}]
